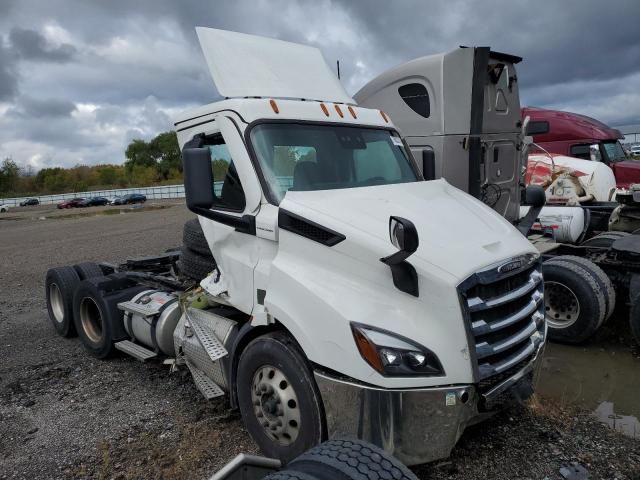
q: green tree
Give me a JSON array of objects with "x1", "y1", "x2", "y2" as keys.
[{"x1": 0, "y1": 157, "x2": 21, "y2": 194}]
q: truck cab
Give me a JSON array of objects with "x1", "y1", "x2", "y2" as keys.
[
  {"x1": 523, "y1": 107, "x2": 639, "y2": 189},
  {"x1": 175, "y1": 28, "x2": 545, "y2": 465},
  {"x1": 355, "y1": 47, "x2": 525, "y2": 223}
]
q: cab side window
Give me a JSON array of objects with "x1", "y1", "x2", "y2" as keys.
[{"x1": 206, "y1": 135, "x2": 246, "y2": 211}]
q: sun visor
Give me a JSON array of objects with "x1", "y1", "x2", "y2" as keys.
[{"x1": 195, "y1": 27, "x2": 354, "y2": 104}]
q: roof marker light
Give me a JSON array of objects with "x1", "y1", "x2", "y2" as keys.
[
  {"x1": 320, "y1": 103, "x2": 330, "y2": 117},
  {"x1": 380, "y1": 110, "x2": 389, "y2": 123},
  {"x1": 334, "y1": 104, "x2": 344, "y2": 118},
  {"x1": 270, "y1": 99, "x2": 279, "y2": 114},
  {"x1": 348, "y1": 106, "x2": 357, "y2": 119}
]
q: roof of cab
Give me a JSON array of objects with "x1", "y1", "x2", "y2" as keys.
[{"x1": 173, "y1": 98, "x2": 393, "y2": 132}]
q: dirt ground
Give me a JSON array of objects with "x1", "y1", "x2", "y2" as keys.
[{"x1": 1, "y1": 201, "x2": 639, "y2": 480}]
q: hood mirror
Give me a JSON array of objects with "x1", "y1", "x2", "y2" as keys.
[
  {"x1": 381, "y1": 216, "x2": 419, "y2": 297},
  {"x1": 388, "y1": 217, "x2": 419, "y2": 256}
]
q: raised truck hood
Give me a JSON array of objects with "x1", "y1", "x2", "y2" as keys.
[{"x1": 280, "y1": 179, "x2": 535, "y2": 282}]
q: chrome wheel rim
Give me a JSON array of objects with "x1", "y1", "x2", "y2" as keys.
[
  {"x1": 79, "y1": 297, "x2": 103, "y2": 343},
  {"x1": 251, "y1": 365, "x2": 300, "y2": 446},
  {"x1": 545, "y1": 281, "x2": 580, "y2": 328},
  {"x1": 49, "y1": 283, "x2": 64, "y2": 324}
]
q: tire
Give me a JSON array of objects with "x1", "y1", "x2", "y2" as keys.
[
  {"x1": 546, "y1": 256, "x2": 616, "y2": 323},
  {"x1": 178, "y1": 247, "x2": 216, "y2": 281},
  {"x1": 264, "y1": 471, "x2": 319, "y2": 480},
  {"x1": 288, "y1": 439, "x2": 419, "y2": 480},
  {"x1": 542, "y1": 260, "x2": 606, "y2": 344},
  {"x1": 72, "y1": 277, "x2": 145, "y2": 359},
  {"x1": 183, "y1": 218, "x2": 211, "y2": 256},
  {"x1": 73, "y1": 262, "x2": 104, "y2": 280},
  {"x1": 631, "y1": 300, "x2": 640, "y2": 346},
  {"x1": 237, "y1": 332, "x2": 325, "y2": 464},
  {"x1": 45, "y1": 266, "x2": 81, "y2": 337},
  {"x1": 581, "y1": 231, "x2": 631, "y2": 248}
]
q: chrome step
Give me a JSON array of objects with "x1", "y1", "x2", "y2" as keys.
[
  {"x1": 186, "y1": 308, "x2": 228, "y2": 362},
  {"x1": 115, "y1": 340, "x2": 157, "y2": 362},
  {"x1": 186, "y1": 361, "x2": 224, "y2": 399}
]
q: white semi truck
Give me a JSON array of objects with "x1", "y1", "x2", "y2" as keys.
[{"x1": 45, "y1": 29, "x2": 546, "y2": 466}]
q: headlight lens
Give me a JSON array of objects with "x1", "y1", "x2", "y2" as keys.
[{"x1": 351, "y1": 323, "x2": 444, "y2": 377}]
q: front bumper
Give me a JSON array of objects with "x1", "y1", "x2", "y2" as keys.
[{"x1": 314, "y1": 340, "x2": 545, "y2": 466}]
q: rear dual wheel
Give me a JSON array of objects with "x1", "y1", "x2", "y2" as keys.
[{"x1": 45, "y1": 266, "x2": 81, "y2": 337}]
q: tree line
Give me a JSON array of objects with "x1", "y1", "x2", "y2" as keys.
[{"x1": 0, "y1": 131, "x2": 183, "y2": 197}]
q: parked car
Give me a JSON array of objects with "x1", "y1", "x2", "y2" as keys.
[
  {"x1": 630, "y1": 145, "x2": 640, "y2": 157},
  {"x1": 57, "y1": 197, "x2": 86, "y2": 209},
  {"x1": 19, "y1": 198, "x2": 39, "y2": 206},
  {"x1": 113, "y1": 193, "x2": 146, "y2": 205},
  {"x1": 0, "y1": 204, "x2": 9, "y2": 213},
  {"x1": 78, "y1": 196, "x2": 110, "y2": 207}
]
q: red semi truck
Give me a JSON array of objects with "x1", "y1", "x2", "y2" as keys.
[{"x1": 522, "y1": 107, "x2": 640, "y2": 188}]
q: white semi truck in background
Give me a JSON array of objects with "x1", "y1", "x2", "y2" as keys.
[
  {"x1": 45, "y1": 29, "x2": 547, "y2": 466},
  {"x1": 355, "y1": 47, "x2": 640, "y2": 345}
]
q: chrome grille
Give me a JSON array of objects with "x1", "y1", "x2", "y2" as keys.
[{"x1": 459, "y1": 254, "x2": 545, "y2": 386}]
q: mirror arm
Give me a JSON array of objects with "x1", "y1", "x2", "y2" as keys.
[{"x1": 190, "y1": 206, "x2": 256, "y2": 235}]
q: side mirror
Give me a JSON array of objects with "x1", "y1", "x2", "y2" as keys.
[
  {"x1": 381, "y1": 216, "x2": 419, "y2": 297},
  {"x1": 517, "y1": 185, "x2": 546, "y2": 236},
  {"x1": 183, "y1": 147, "x2": 214, "y2": 211},
  {"x1": 525, "y1": 184, "x2": 546, "y2": 208},
  {"x1": 422, "y1": 149, "x2": 436, "y2": 181},
  {"x1": 182, "y1": 146, "x2": 256, "y2": 235}
]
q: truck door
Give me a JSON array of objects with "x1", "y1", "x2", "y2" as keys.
[
  {"x1": 194, "y1": 116, "x2": 265, "y2": 315},
  {"x1": 470, "y1": 49, "x2": 523, "y2": 222}
]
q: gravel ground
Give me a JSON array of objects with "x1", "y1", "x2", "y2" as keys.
[{"x1": 1, "y1": 201, "x2": 639, "y2": 480}]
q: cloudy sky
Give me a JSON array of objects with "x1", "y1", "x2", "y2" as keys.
[{"x1": 1, "y1": 0, "x2": 639, "y2": 170}]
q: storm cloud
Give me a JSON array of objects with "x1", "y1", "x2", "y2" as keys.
[{"x1": 0, "y1": 0, "x2": 638, "y2": 169}]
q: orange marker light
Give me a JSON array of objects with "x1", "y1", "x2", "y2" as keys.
[
  {"x1": 334, "y1": 104, "x2": 344, "y2": 118},
  {"x1": 270, "y1": 99, "x2": 279, "y2": 114},
  {"x1": 380, "y1": 110, "x2": 389, "y2": 123},
  {"x1": 348, "y1": 106, "x2": 357, "y2": 119},
  {"x1": 320, "y1": 103, "x2": 330, "y2": 116}
]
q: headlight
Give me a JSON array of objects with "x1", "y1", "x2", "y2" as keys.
[{"x1": 350, "y1": 323, "x2": 444, "y2": 377}]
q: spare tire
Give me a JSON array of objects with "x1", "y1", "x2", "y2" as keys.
[
  {"x1": 183, "y1": 218, "x2": 211, "y2": 256},
  {"x1": 45, "y1": 266, "x2": 81, "y2": 337},
  {"x1": 546, "y1": 256, "x2": 616, "y2": 323},
  {"x1": 542, "y1": 260, "x2": 606, "y2": 344},
  {"x1": 288, "y1": 439, "x2": 419, "y2": 480},
  {"x1": 73, "y1": 262, "x2": 104, "y2": 280},
  {"x1": 178, "y1": 247, "x2": 216, "y2": 281},
  {"x1": 581, "y1": 231, "x2": 631, "y2": 248}
]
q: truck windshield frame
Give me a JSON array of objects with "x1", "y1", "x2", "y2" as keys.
[
  {"x1": 246, "y1": 120, "x2": 420, "y2": 205},
  {"x1": 601, "y1": 140, "x2": 627, "y2": 163}
]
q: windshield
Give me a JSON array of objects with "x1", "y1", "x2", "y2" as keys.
[
  {"x1": 250, "y1": 123, "x2": 419, "y2": 204},
  {"x1": 602, "y1": 141, "x2": 627, "y2": 163}
]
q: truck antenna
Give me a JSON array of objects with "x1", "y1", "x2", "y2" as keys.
[{"x1": 337, "y1": 60, "x2": 341, "y2": 79}]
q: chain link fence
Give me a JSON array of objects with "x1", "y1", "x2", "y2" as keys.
[{"x1": 0, "y1": 184, "x2": 185, "y2": 207}]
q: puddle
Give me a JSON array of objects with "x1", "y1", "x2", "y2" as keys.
[{"x1": 538, "y1": 343, "x2": 640, "y2": 438}]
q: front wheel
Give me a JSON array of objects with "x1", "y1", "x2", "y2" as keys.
[{"x1": 237, "y1": 332, "x2": 325, "y2": 464}]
